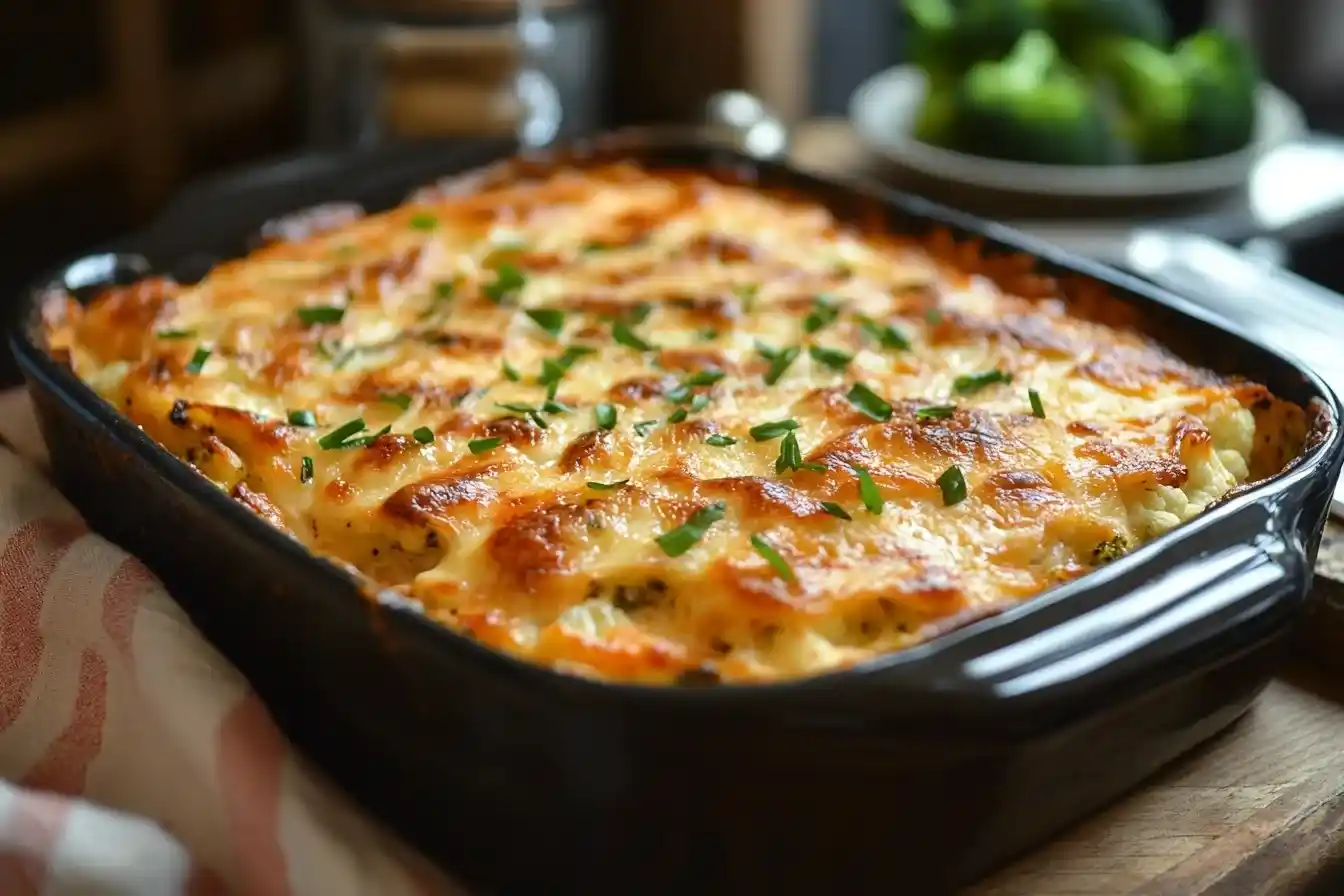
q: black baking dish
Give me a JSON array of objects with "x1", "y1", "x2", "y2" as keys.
[{"x1": 11, "y1": 131, "x2": 1344, "y2": 895}]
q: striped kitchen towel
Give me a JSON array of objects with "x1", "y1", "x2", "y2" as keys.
[{"x1": 0, "y1": 387, "x2": 460, "y2": 895}]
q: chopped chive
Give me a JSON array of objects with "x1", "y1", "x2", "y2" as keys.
[
  {"x1": 1029, "y1": 389, "x2": 1046, "y2": 418},
  {"x1": 915, "y1": 405, "x2": 957, "y2": 420},
  {"x1": 633, "y1": 420, "x2": 658, "y2": 438},
  {"x1": 381, "y1": 393, "x2": 412, "y2": 411},
  {"x1": 688, "y1": 394, "x2": 710, "y2": 413},
  {"x1": 524, "y1": 307, "x2": 565, "y2": 338},
  {"x1": 287, "y1": 409, "x2": 317, "y2": 427},
  {"x1": 409, "y1": 213, "x2": 438, "y2": 231},
  {"x1": 542, "y1": 399, "x2": 572, "y2": 415},
  {"x1": 626, "y1": 303, "x2": 654, "y2": 325},
  {"x1": 483, "y1": 263, "x2": 526, "y2": 303},
  {"x1": 156, "y1": 328, "x2": 197, "y2": 340},
  {"x1": 750, "y1": 534, "x2": 796, "y2": 582},
  {"x1": 953, "y1": 369, "x2": 1013, "y2": 396},
  {"x1": 846, "y1": 383, "x2": 893, "y2": 421},
  {"x1": 757, "y1": 342, "x2": 801, "y2": 385},
  {"x1": 501, "y1": 360, "x2": 521, "y2": 381},
  {"x1": 612, "y1": 320, "x2": 654, "y2": 351},
  {"x1": 413, "y1": 427, "x2": 435, "y2": 444},
  {"x1": 434, "y1": 280, "x2": 457, "y2": 300},
  {"x1": 595, "y1": 403, "x2": 618, "y2": 430},
  {"x1": 925, "y1": 308, "x2": 943, "y2": 325},
  {"x1": 185, "y1": 346, "x2": 211, "y2": 375},
  {"x1": 808, "y1": 345, "x2": 853, "y2": 372},
  {"x1": 820, "y1": 501, "x2": 852, "y2": 520},
  {"x1": 938, "y1": 464, "x2": 968, "y2": 505},
  {"x1": 300, "y1": 456, "x2": 314, "y2": 484},
  {"x1": 851, "y1": 465, "x2": 884, "y2": 515},
  {"x1": 856, "y1": 316, "x2": 911, "y2": 351},
  {"x1": 698, "y1": 329, "x2": 719, "y2": 341},
  {"x1": 587, "y1": 479, "x2": 629, "y2": 491},
  {"x1": 774, "y1": 431, "x2": 805, "y2": 473},
  {"x1": 495, "y1": 402, "x2": 548, "y2": 429},
  {"x1": 469, "y1": 437, "x2": 502, "y2": 454},
  {"x1": 668, "y1": 407, "x2": 689, "y2": 424},
  {"x1": 684, "y1": 369, "x2": 726, "y2": 388},
  {"x1": 656, "y1": 501, "x2": 728, "y2": 557},
  {"x1": 297, "y1": 306, "x2": 346, "y2": 325},
  {"x1": 749, "y1": 419, "x2": 799, "y2": 441},
  {"x1": 705, "y1": 434, "x2": 737, "y2": 447},
  {"x1": 803, "y1": 294, "x2": 841, "y2": 333},
  {"x1": 341, "y1": 424, "x2": 391, "y2": 448}
]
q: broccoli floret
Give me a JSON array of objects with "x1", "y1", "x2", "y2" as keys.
[
  {"x1": 1084, "y1": 28, "x2": 1258, "y2": 163},
  {"x1": 1049, "y1": 0, "x2": 1172, "y2": 53},
  {"x1": 1081, "y1": 36, "x2": 1191, "y2": 162},
  {"x1": 903, "y1": 0, "x2": 1051, "y2": 82},
  {"x1": 952, "y1": 30, "x2": 1121, "y2": 165},
  {"x1": 1175, "y1": 29, "x2": 1259, "y2": 158}
]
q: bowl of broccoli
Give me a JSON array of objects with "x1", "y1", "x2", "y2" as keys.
[{"x1": 849, "y1": 0, "x2": 1307, "y2": 199}]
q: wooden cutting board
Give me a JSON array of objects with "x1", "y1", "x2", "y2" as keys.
[{"x1": 787, "y1": 121, "x2": 1344, "y2": 894}]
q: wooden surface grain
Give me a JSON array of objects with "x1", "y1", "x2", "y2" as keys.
[{"x1": 786, "y1": 121, "x2": 1344, "y2": 895}]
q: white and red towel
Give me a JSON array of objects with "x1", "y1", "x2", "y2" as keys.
[{"x1": 0, "y1": 389, "x2": 462, "y2": 895}]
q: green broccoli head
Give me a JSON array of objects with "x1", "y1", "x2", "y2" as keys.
[
  {"x1": 953, "y1": 30, "x2": 1121, "y2": 165},
  {"x1": 1176, "y1": 30, "x2": 1259, "y2": 158},
  {"x1": 1048, "y1": 0, "x2": 1172, "y2": 53},
  {"x1": 903, "y1": 0, "x2": 1051, "y2": 83},
  {"x1": 1082, "y1": 36, "x2": 1192, "y2": 163}
]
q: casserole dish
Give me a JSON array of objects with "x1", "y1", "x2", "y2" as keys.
[{"x1": 10, "y1": 131, "x2": 1343, "y2": 894}]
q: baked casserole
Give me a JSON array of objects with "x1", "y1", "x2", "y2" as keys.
[{"x1": 43, "y1": 162, "x2": 1308, "y2": 684}]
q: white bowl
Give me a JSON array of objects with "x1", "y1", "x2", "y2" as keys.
[{"x1": 849, "y1": 65, "x2": 1308, "y2": 200}]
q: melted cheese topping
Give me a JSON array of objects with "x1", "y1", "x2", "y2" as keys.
[{"x1": 44, "y1": 162, "x2": 1308, "y2": 684}]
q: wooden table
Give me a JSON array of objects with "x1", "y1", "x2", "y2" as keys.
[{"x1": 786, "y1": 120, "x2": 1344, "y2": 895}]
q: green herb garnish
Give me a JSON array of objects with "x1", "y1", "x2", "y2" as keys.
[
  {"x1": 656, "y1": 502, "x2": 728, "y2": 557},
  {"x1": 413, "y1": 427, "x2": 435, "y2": 444},
  {"x1": 856, "y1": 316, "x2": 911, "y2": 351},
  {"x1": 808, "y1": 345, "x2": 852, "y2": 372},
  {"x1": 542, "y1": 399, "x2": 572, "y2": 415},
  {"x1": 595, "y1": 403, "x2": 618, "y2": 430},
  {"x1": 820, "y1": 501, "x2": 852, "y2": 520},
  {"x1": 434, "y1": 280, "x2": 456, "y2": 300},
  {"x1": 633, "y1": 420, "x2": 658, "y2": 438},
  {"x1": 953, "y1": 369, "x2": 1013, "y2": 396},
  {"x1": 774, "y1": 431, "x2": 822, "y2": 474},
  {"x1": 683, "y1": 369, "x2": 726, "y2": 388},
  {"x1": 300, "y1": 456, "x2": 314, "y2": 483},
  {"x1": 937, "y1": 465, "x2": 968, "y2": 506},
  {"x1": 749, "y1": 419, "x2": 799, "y2": 442},
  {"x1": 156, "y1": 328, "x2": 197, "y2": 340},
  {"x1": 483, "y1": 263, "x2": 526, "y2": 303},
  {"x1": 803, "y1": 294, "x2": 840, "y2": 333},
  {"x1": 501, "y1": 360, "x2": 521, "y2": 382},
  {"x1": 734, "y1": 283, "x2": 759, "y2": 311},
  {"x1": 846, "y1": 383, "x2": 893, "y2": 421},
  {"x1": 625, "y1": 303, "x2": 653, "y2": 325},
  {"x1": 757, "y1": 342, "x2": 801, "y2": 385},
  {"x1": 705, "y1": 434, "x2": 737, "y2": 447},
  {"x1": 287, "y1": 409, "x2": 317, "y2": 427},
  {"x1": 1029, "y1": 389, "x2": 1045, "y2": 418},
  {"x1": 587, "y1": 480, "x2": 629, "y2": 491},
  {"x1": 915, "y1": 405, "x2": 956, "y2": 421},
  {"x1": 698, "y1": 329, "x2": 719, "y2": 341},
  {"x1": 668, "y1": 407, "x2": 689, "y2": 424},
  {"x1": 613, "y1": 320, "x2": 654, "y2": 351},
  {"x1": 185, "y1": 346, "x2": 211, "y2": 375},
  {"x1": 495, "y1": 402, "x2": 549, "y2": 429},
  {"x1": 925, "y1": 308, "x2": 943, "y2": 326},
  {"x1": 469, "y1": 437, "x2": 502, "y2": 454},
  {"x1": 341, "y1": 424, "x2": 391, "y2": 448},
  {"x1": 409, "y1": 213, "x2": 438, "y2": 231},
  {"x1": 297, "y1": 306, "x2": 346, "y2": 325},
  {"x1": 750, "y1": 534, "x2": 796, "y2": 582},
  {"x1": 851, "y1": 465, "x2": 884, "y2": 515},
  {"x1": 381, "y1": 393, "x2": 412, "y2": 411},
  {"x1": 524, "y1": 308, "x2": 565, "y2": 338}
]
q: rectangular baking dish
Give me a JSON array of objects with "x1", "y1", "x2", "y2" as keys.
[{"x1": 11, "y1": 130, "x2": 1344, "y2": 895}]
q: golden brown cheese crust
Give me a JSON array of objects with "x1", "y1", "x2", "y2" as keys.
[{"x1": 45, "y1": 162, "x2": 1307, "y2": 684}]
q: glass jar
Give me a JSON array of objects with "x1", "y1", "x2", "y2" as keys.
[{"x1": 297, "y1": 0, "x2": 603, "y2": 149}]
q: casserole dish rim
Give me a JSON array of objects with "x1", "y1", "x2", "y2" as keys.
[{"x1": 11, "y1": 127, "x2": 1343, "y2": 705}]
